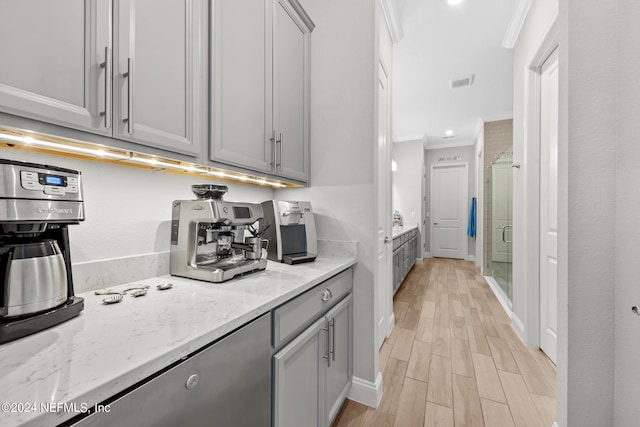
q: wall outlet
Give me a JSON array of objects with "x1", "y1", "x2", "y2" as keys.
[{"x1": 411, "y1": 211, "x2": 416, "y2": 218}]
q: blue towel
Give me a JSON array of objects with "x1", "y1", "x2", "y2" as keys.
[{"x1": 467, "y1": 197, "x2": 476, "y2": 238}]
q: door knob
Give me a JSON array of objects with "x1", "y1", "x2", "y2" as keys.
[
  {"x1": 433, "y1": 222, "x2": 438, "y2": 225},
  {"x1": 384, "y1": 237, "x2": 391, "y2": 244}
]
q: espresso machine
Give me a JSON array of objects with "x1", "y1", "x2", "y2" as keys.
[
  {"x1": 0, "y1": 159, "x2": 85, "y2": 344},
  {"x1": 260, "y1": 200, "x2": 317, "y2": 264},
  {"x1": 170, "y1": 185, "x2": 268, "y2": 283}
]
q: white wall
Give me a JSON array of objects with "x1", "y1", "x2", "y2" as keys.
[
  {"x1": 1, "y1": 149, "x2": 273, "y2": 263},
  {"x1": 423, "y1": 145, "x2": 476, "y2": 259},
  {"x1": 274, "y1": 0, "x2": 380, "y2": 404},
  {"x1": 392, "y1": 140, "x2": 423, "y2": 252}
]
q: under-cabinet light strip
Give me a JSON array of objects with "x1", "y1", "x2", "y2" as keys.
[{"x1": 0, "y1": 127, "x2": 294, "y2": 189}]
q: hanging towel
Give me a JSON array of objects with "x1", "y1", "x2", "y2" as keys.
[{"x1": 467, "y1": 197, "x2": 476, "y2": 238}]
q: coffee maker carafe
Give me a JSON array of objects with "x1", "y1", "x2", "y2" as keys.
[
  {"x1": 0, "y1": 159, "x2": 85, "y2": 344},
  {"x1": 170, "y1": 185, "x2": 268, "y2": 283}
]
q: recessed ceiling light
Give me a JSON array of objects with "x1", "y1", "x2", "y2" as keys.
[
  {"x1": 448, "y1": 0, "x2": 463, "y2": 5},
  {"x1": 445, "y1": 130, "x2": 454, "y2": 136}
]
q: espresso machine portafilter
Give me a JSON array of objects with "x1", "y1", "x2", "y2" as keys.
[{"x1": 170, "y1": 185, "x2": 268, "y2": 283}]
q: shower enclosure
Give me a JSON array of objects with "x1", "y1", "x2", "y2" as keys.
[{"x1": 485, "y1": 148, "x2": 513, "y2": 306}]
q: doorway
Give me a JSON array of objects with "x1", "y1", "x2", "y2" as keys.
[
  {"x1": 539, "y1": 48, "x2": 559, "y2": 363},
  {"x1": 430, "y1": 163, "x2": 468, "y2": 259}
]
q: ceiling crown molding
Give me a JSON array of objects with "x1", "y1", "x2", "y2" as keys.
[
  {"x1": 380, "y1": 0, "x2": 404, "y2": 44},
  {"x1": 502, "y1": 0, "x2": 532, "y2": 49}
]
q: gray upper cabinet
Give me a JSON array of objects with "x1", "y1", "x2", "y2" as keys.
[
  {"x1": 114, "y1": 0, "x2": 206, "y2": 157},
  {"x1": 0, "y1": 0, "x2": 206, "y2": 158},
  {"x1": 0, "y1": 0, "x2": 111, "y2": 136},
  {"x1": 210, "y1": 0, "x2": 313, "y2": 182}
]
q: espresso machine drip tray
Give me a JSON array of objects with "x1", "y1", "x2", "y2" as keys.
[{"x1": 195, "y1": 256, "x2": 267, "y2": 283}]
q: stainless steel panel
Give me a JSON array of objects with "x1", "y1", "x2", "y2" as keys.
[
  {"x1": 6, "y1": 254, "x2": 68, "y2": 316},
  {"x1": 0, "y1": 199, "x2": 85, "y2": 223},
  {"x1": 73, "y1": 314, "x2": 271, "y2": 427},
  {"x1": 0, "y1": 162, "x2": 83, "y2": 202}
]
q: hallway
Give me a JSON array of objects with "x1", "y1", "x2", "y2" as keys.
[{"x1": 334, "y1": 258, "x2": 556, "y2": 426}]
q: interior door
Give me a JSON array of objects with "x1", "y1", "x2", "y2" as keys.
[
  {"x1": 539, "y1": 48, "x2": 559, "y2": 364},
  {"x1": 431, "y1": 164, "x2": 468, "y2": 259},
  {"x1": 376, "y1": 60, "x2": 392, "y2": 348}
]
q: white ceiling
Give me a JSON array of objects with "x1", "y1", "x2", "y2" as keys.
[{"x1": 391, "y1": 0, "x2": 517, "y2": 148}]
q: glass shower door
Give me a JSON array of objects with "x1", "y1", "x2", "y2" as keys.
[{"x1": 485, "y1": 149, "x2": 513, "y2": 304}]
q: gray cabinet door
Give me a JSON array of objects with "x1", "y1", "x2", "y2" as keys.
[
  {"x1": 72, "y1": 314, "x2": 271, "y2": 427},
  {"x1": 272, "y1": 0, "x2": 312, "y2": 182},
  {"x1": 114, "y1": 0, "x2": 206, "y2": 157},
  {"x1": 210, "y1": 0, "x2": 272, "y2": 173},
  {"x1": 0, "y1": 0, "x2": 111, "y2": 136},
  {"x1": 324, "y1": 294, "x2": 353, "y2": 426},
  {"x1": 273, "y1": 316, "x2": 326, "y2": 427}
]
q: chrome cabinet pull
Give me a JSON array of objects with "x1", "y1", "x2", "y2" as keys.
[
  {"x1": 99, "y1": 46, "x2": 111, "y2": 128},
  {"x1": 330, "y1": 318, "x2": 336, "y2": 362},
  {"x1": 322, "y1": 325, "x2": 330, "y2": 367},
  {"x1": 321, "y1": 289, "x2": 331, "y2": 302},
  {"x1": 270, "y1": 130, "x2": 276, "y2": 168},
  {"x1": 122, "y1": 58, "x2": 134, "y2": 134},
  {"x1": 275, "y1": 133, "x2": 282, "y2": 170}
]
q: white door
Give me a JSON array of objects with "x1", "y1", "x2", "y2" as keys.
[
  {"x1": 491, "y1": 161, "x2": 513, "y2": 262},
  {"x1": 539, "y1": 48, "x2": 559, "y2": 364},
  {"x1": 375, "y1": 60, "x2": 392, "y2": 349},
  {"x1": 431, "y1": 164, "x2": 468, "y2": 259}
]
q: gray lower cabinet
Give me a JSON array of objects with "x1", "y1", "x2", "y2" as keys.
[
  {"x1": 71, "y1": 314, "x2": 271, "y2": 427},
  {"x1": 210, "y1": 0, "x2": 312, "y2": 182},
  {"x1": 393, "y1": 229, "x2": 418, "y2": 294},
  {"x1": 272, "y1": 270, "x2": 353, "y2": 427},
  {"x1": 0, "y1": 0, "x2": 207, "y2": 158}
]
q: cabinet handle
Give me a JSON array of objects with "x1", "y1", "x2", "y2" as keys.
[
  {"x1": 270, "y1": 130, "x2": 276, "y2": 169},
  {"x1": 275, "y1": 133, "x2": 282, "y2": 170},
  {"x1": 321, "y1": 289, "x2": 331, "y2": 302},
  {"x1": 122, "y1": 58, "x2": 134, "y2": 134},
  {"x1": 330, "y1": 318, "x2": 336, "y2": 362},
  {"x1": 99, "y1": 46, "x2": 111, "y2": 129},
  {"x1": 322, "y1": 325, "x2": 330, "y2": 367}
]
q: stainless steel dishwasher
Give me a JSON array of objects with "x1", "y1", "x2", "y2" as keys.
[{"x1": 70, "y1": 313, "x2": 271, "y2": 427}]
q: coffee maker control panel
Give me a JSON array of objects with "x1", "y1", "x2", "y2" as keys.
[
  {"x1": 0, "y1": 160, "x2": 82, "y2": 202},
  {"x1": 20, "y1": 171, "x2": 79, "y2": 196}
]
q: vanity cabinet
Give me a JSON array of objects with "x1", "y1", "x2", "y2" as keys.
[
  {"x1": 210, "y1": 0, "x2": 313, "y2": 182},
  {"x1": 392, "y1": 229, "x2": 418, "y2": 294},
  {"x1": 0, "y1": 0, "x2": 207, "y2": 158},
  {"x1": 71, "y1": 313, "x2": 271, "y2": 427},
  {"x1": 272, "y1": 269, "x2": 353, "y2": 427}
]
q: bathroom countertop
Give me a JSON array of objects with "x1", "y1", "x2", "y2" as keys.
[
  {"x1": 392, "y1": 223, "x2": 419, "y2": 239},
  {"x1": 0, "y1": 254, "x2": 356, "y2": 427}
]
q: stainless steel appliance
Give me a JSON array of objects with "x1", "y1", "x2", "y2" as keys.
[
  {"x1": 0, "y1": 159, "x2": 85, "y2": 343},
  {"x1": 170, "y1": 185, "x2": 267, "y2": 282},
  {"x1": 260, "y1": 200, "x2": 317, "y2": 264}
]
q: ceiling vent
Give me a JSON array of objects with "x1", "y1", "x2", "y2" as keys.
[{"x1": 449, "y1": 74, "x2": 475, "y2": 89}]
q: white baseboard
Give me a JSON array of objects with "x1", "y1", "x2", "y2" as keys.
[
  {"x1": 511, "y1": 313, "x2": 525, "y2": 343},
  {"x1": 348, "y1": 372, "x2": 383, "y2": 408},
  {"x1": 466, "y1": 255, "x2": 477, "y2": 262},
  {"x1": 423, "y1": 252, "x2": 432, "y2": 258},
  {"x1": 552, "y1": 422, "x2": 559, "y2": 427},
  {"x1": 387, "y1": 312, "x2": 395, "y2": 337},
  {"x1": 484, "y1": 275, "x2": 512, "y2": 316}
]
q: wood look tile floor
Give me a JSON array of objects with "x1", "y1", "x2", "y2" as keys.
[{"x1": 333, "y1": 258, "x2": 557, "y2": 427}]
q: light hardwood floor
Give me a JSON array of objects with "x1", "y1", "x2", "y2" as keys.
[{"x1": 333, "y1": 258, "x2": 556, "y2": 427}]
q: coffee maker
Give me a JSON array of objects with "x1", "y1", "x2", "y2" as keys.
[
  {"x1": 0, "y1": 159, "x2": 85, "y2": 344},
  {"x1": 170, "y1": 185, "x2": 268, "y2": 283},
  {"x1": 260, "y1": 201, "x2": 317, "y2": 264}
]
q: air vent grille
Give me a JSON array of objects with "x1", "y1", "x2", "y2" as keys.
[{"x1": 449, "y1": 74, "x2": 475, "y2": 89}]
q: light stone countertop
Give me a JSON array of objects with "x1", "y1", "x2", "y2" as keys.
[
  {"x1": 0, "y1": 255, "x2": 356, "y2": 427},
  {"x1": 392, "y1": 223, "x2": 419, "y2": 239}
]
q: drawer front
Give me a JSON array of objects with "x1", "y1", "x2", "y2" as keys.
[
  {"x1": 393, "y1": 237, "x2": 401, "y2": 250},
  {"x1": 273, "y1": 269, "x2": 353, "y2": 349}
]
